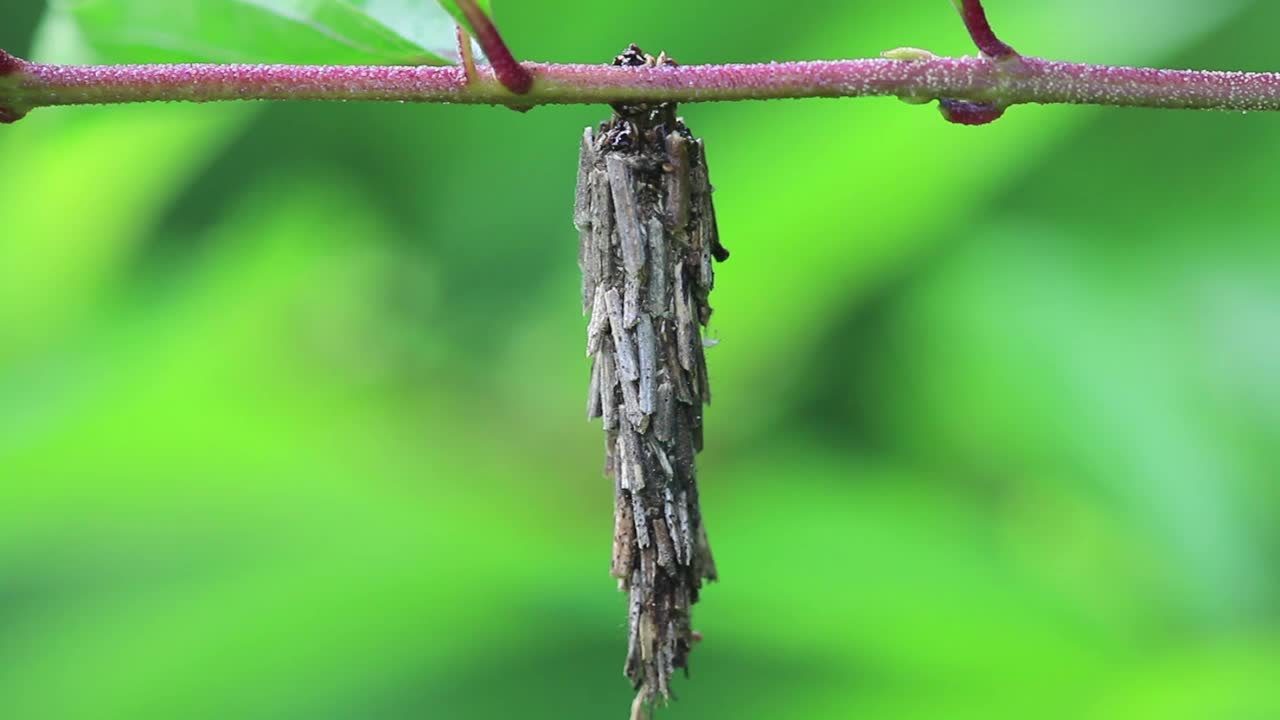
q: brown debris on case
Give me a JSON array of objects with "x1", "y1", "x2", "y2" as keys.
[{"x1": 575, "y1": 46, "x2": 727, "y2": 708}]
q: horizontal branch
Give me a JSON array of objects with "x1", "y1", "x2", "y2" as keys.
[{"x1": 5, "y1": 48, "x2": 1280, "y2": 123}]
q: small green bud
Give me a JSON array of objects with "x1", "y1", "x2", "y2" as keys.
[{"x1": 881, "y1": 47, "x2": 939, "y2": 62}]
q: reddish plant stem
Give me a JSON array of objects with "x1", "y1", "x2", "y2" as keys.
[
  {"x1": 0, "y1": 49, "x2": 18, "y2": 75},
  {"x1": 455, "y1": 0, "x2": 532, "y2": 94},
  {"x1": 6, "y1": 0, "x2": 1280, "y2": 124},
  {"x1": 954, "y1": 0, "x2": 1017, "y2": 59},
  {"x1": 0, "y1": 48, "x2": 21, "y2": 123},
  {"x1": 7, "y1": 51, "x2": 1280, "y2": 124}
]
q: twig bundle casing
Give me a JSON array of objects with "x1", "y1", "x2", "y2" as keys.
[{"x1": 575, "y1": 51, "x2": 727, "y2": 704}]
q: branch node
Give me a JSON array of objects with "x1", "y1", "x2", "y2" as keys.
[
  {"x1": 952, "y1": 0, "x2": 1019, "y2": 60},
  {"x1": 455, "y1": 0, "x2": 533, "y2": 95}
]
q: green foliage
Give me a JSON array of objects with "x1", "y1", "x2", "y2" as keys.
[
  {"x1": 2, "y1": 1, "x2": 1278, "y2": 719},
  {"x1": 40, "y1": 0, "x2": 483, "y2": 64},
  {"x1": 436, "y1": 0, "x2": 495, "y2": 39}
]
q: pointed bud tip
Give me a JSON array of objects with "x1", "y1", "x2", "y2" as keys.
[{"x1": 938, "y1": 98, "x2": 1005, "y2": 126}]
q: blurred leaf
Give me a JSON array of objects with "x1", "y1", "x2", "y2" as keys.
[
  {"x1": 435, "y1": 0, "x2": 494, "y2": 38},
  {"x1": 1091, "y1": 637, "x2": 1280, "y2": 720},
  {"x1": 0, "y1": 105, "x2": 252, "y2": 363},
  {"x1": 46, "y1": 0, "x2": 467, "y2": 64},
  {"x1": 843, "y1": 98, "x2": 1280, "y2": 624}
]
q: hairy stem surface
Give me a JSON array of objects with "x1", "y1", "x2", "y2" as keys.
[{"x1": 5, "y1": 51, "x2": 1280, "y2": 124}]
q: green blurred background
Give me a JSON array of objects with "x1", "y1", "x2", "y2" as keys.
[{"x1": 2, "y1": 1, "x2": 1278, "y2": 718}]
